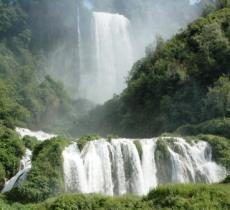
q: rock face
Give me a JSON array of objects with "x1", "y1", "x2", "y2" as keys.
[{"x1": 62, "y1": 137, "x2": 227, "y2": 196}]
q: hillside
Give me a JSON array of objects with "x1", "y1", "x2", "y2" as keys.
[
  {"x1": 0, "y1": 0, "x2": 92, "y2": 134},
  {"x1": 72, "y1": 4, "x2": 230, "y2": 138}
]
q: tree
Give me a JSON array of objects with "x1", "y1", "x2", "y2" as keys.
[{"x1": 205, "y1": 75, "x2": 230, "y2": 119}]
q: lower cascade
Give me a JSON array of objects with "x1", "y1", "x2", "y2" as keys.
[
  {"x1": 62, "y1": 137, "x2": 227, "y2": 196},
  {"x1": 2, "y1": 149, "x2": 32, "y2": 193}
]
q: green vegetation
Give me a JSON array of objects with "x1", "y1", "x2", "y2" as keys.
[
  {"x1": 198, "y1": 134, "x2": 230, "y2": 171},
  {"x1": 73, "y1": 6, "x2": 230, "y2": 138},
  {"x1": 177, "y1": 118, "x2": 230, "y2": 139},
  {"x1": 0, "y1": 0, "x2": 230, "y2": 209},
  {"x1": 0, "y1": 125, "x2": 25, "y2": 189},
  {"x1": 22, "y1": 136, "x2": 40, "y2": 151},
  {"x1": 147, "y1": 184, "x2": 230, "y2": 210},
  {"x1": 0, "y1": 0, "x2": 88, "y2": 135},
  {"x1": 47, "y1": 194, "x2": 151, "y2": 210},
  {"x1": 76, "y1": 134, "x2": 101, "y2": 151},
  {"x1": 7, "y1": 137, "x2": 69, "y2": 203},
  {"x1": 133, "y1": 140, "x2": 143, "y2": 159},
  {"x1": 1, "y1": 184, "x2": 230, "y2": 210},
  {"x1": 155, "y1": 138, "x2": 173, "y2": 183},
  {"x1": 223, "y1": 175, "x2": 230, "y2": 183}
]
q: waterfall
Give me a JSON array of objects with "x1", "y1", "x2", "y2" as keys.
[
  {"x1": 141, "y1": 139, "x2": 158, "y2": 194},
  {"x1": 62, "y1": 137, "x2": 227, "y2": 196},
  {"x1": 16, "y1": 127, "x2": 56, "y2": 141},
  {"x1": 62, "y1": 143, "x2": 88, "y2": 193},
  {"x1": 2, "y1": 149, "x2": 32, "y2": 193},
  {"x1": 82, "y1": 12, "x2": 133, "y2": 104},
  {"x1": 168, "y1": 138, "x2": 226, "y2": 183}
]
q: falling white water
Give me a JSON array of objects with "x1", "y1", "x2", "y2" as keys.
[
  {"x1": 16, "y1": 127, "x2": 56, "y2": 141},
  {"x1": 62, "y1": 137, "x2": 227, "y2": 196},
  {"x1": 168, "y1": 138, "x2": 226, "y2": 184},
  {"x1": 80, "y1": 12, "x2": 133, "y2": 104},
  {"x1": 2, "y1": 149, "x2": 32, "y2": 193},
  {"x1": 112, "y1": 139, "x2": 145, "y2": 195},
  {"x1": 62, "y1": 143, "x2": 88, "y2": 193},
  {"x1": 141, "y1": 139, "x2": 158, "y2": 194}
]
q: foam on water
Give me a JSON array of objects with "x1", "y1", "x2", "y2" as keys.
[{"x1": 63, "y1": 137, "x2": 227, "y2": 196}]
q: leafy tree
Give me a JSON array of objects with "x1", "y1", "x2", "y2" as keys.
[{"x1": 205, "y1": 76, "x2": 230, "y2": 119}]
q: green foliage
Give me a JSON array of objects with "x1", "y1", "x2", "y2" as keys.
[
  {"x1": 0, "y1": 125, "x2": 24, "y2": 189},
  {"x1": 198, "y1": 134, "x2": 230, "y2": 171},
  {"x1": 2, "y1": 184, "x2": 230, "y2": 209},
  {"x1": 205, "y1": 76, "x2": 230, "y2": 118},
  {"x1": 176, "y1": 118, "x2": 230, "y2": 139},
  {"x1": 0, "y1": 162, "x2": 5, "y2": 189},
  {"x1": 147, "y1": 184, "x2": 230, "y2": 210},
  {"x1": 0, "y1": 0, "x2": 85, "y2": 135},
  {"x1": 0, "y1": 194, "x2": 45, "y2": 210},
  {"x1": 0, "y1": 77, "x2": 30, "y2": 127},
  {"x1": 22, "y1": 136, "x2": 39, "y2": 151},
  {"x1": 0, "y1": 0, "x2": 26, "y2": 37},
  {"x1": 7, "y1": 137, "x2": 69, "y2": 203},
  {"x1": 47, "y1": 194, "x2": 152, "y2": 210},
  {"x1": 154, "y1": 138, "x2": 173, "y2": 183},
  {"x1": 77, "y1": 134, "x2": 101, "y2": 151},
  {"x1": 74, "y1": 7, "x2": 230, "y2": 138},
  {"x1": 222, "y1": 175, "x2": 230, "y2": 183},
  {"x1": 218, "y1": 0, "x2": 230, "y2": 8}
]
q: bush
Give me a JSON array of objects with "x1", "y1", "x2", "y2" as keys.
[
  {"x1": 176, "y1": 118, "x2": 230, "y2": 139},
  {"x1": 146, "y1": 184, "x2": 230, "y2": 210},
  {"x1": 22, "y1": 136, "x2": 40, "y2": 151},
  {"x1": 76, "y1": 135, "x2": 101, "y2": 151},
  {"x1": 222, "y1": 175, "x2": 230, "y2": 183},
  {"x1": 7, "y1": 137, "x2": 69, "y2": 203},
  {"x1": 198, "y1": 134, "x2": 230, "y2": 171},
  {"x1": 48, "y1": 194, "x2": 151, "y2": 210},
  {"x1": 0, "y1": 125, "x2": 25, "y2": 189}
]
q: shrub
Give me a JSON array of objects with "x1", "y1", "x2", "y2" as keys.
[
  {"x1": 76, "y1": 134, "x2": 101, "y2": 151},
  {"x1": 7, "y1": 137, "x2": 69, "y2": 203},
  {"x1": 146, "y1": 184, "x2": 230, "y2": 210},
  {"x1": 22, "y1": 136, "x2": 40, "y2": 151},
  {"x1": 176, "y1": 118, "x2": 230, "y2": 139},
  {"x1": 0, "y1": 125, "x2": 24, "y2": 189}
]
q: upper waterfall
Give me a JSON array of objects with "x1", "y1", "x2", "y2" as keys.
[
  {"x1": 16, "y1": 127, "x2": 56, "y2": 141},
  {"x1": 62, "y1": 137, "x2": 227, "y2": 196},
  {"x1": 79, "y1": 12, "x2": 133, "y2": 104}
]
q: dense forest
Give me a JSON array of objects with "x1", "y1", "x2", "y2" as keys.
[
  {"x1": 0, "y1": 0, "x2": 95, "y2": 134},
  {"x1": 0, "y1": 0, "x2": 230, "y2": 209}
]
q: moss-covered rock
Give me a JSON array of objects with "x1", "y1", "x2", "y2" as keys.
[
  {"x1": 133, "y1": 140, "x2": 143, "y2": 159},
  {"x1": 155, "y1": 138, "x2": 173, "y2": 184},
  {"x1": 76, "y1": 134, "x2": 101, "y2": 151}
]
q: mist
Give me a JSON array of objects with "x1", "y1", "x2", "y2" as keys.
[{"x1": 39, "y1": 0, "x2": 206, "y2": 104}]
